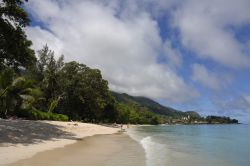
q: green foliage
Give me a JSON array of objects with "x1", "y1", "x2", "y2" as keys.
[
  {"x1": 36, "y1": 45, "x2": 64, "y2": 100},
  {"x1": 0, "y1": 64, "x2": 45, "y2": 117},
  {"x1": 0, "y1": 71, "x2": 23, "y2": 117},
  {"x1": 18, "y1": 108, "x2": 69, "y2": 121},
  {"x1": 57, "y1": 61, "x2": 114, "y2": 121},
  {"x1": 0, "y1": 69, "x2": 14, "y2": 117},
  {"x1": 0, "y1": 0, "x2": 36, "y2": 71},
  {"x1": 185, "y1": 111, "x2": 201, "y2": 119},
  {"x1": 48, "y1": 99, "x2": 59, "y2": 113},
  {"x1": 112, "y1": 91, "x2": 190, "y2": 118},
  {"x1": 0, "y1": 50, "x2": 239, "y2": 124},
  {"x1": 101, "y1": 97, "x2": 119, "y2": 123},
  {"x1": 116, "y1": 103, "x2": 130, "y2": 123},
  {"x1": 206, "y1": 116, "x2": 238, "y2": 124},
  {"x1": 116, "y1": 102, "x2": 161, "y2": 124},
  {"x1": 0, "y1": 44, "x2": 118, "y2": 122}
]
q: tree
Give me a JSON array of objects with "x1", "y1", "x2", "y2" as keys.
[
  {"x1": 58, "y1": 61, "x2": 112, "y2": 121},
  {"x1": 0, "y1": 69, "x2": 42, "y2": 118},
  {"x1": 0, "y1": 0, "x2": 35, "y2": 70},
  {"x1": 0, "y1": 68, "x2": 15, "y2": 117},
  {"x1": 102, "y1": 96, "x2": 118, "y2": 122},
  {"x1": 116, "y1": 103, "x2": 130, "y2": 124},
  {"x1": 36, "y1": 45, "x2": 64, "y2": 106},
  {"x1": 150, "y1": 116, "x2": 160, "y2": 125}
]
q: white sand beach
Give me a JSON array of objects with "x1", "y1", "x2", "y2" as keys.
[
  {"x1": 0, "y1": 119, "x2": 121, "y2": 165},
  {"x1": 9, "y1": 134, "x2": 146, "y2": 166}
]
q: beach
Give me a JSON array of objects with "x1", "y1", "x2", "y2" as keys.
[
  {"x1": 0, "y1": 119, "x2": 145, "y2": 166},
  {"x1": 9, "y1": 134, "x2": 145, "y2": 166}
]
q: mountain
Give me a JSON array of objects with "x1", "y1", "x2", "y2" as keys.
[
  {"x1": 111, "y1": 91, "x2": 200, "y2": 118},
  {"x1": 185, "y1": 111, "x2": 201, "y2": 119}
]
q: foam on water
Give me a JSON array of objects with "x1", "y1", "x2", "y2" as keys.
[
  {"x1": 140, "y1": 136, "x2": 168, "y2": 166},
  {"x1": 127, "y1": 128, "x2": 170, "y2": 166},
  {"x1": 127, "y1": 125, "x2": 250, "y2": 166}
]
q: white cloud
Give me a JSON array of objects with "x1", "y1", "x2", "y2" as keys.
[
  {"x1": 26, "y1": 26, "x2": 63, "y2": 56},
  {"x1": 213, "y1": 94, "x2": 250, "y2": 123},
  {"x1": 172, "y1": 0, "x2": 250, "y2": 68},
  {"x1": 163, "y1": 40, "x2": 182, "y2": 69},
  {"x1": 25, "y1": 0, "x2": 197, "y2": 102},
  {"x1": 112, "y1": 0, "x2": 250, "y2": 68},
  {"x1": 215, "y1": 95, "x2": 250, "y2": 113},
  {"x1": 191, "y1": 64, "x2": 232, "y2": 90}
]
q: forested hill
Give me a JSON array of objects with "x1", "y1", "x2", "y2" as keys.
[{"x1": 111, "y1": 91, "x2": 200, "y2": 118}]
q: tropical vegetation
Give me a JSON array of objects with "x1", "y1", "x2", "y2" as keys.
[{"x1": 0, "y1": 0, "x2": 238, "y2": 125}]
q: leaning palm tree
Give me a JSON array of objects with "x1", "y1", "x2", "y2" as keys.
[
  {"x1": 20, "y1": 87, "x2": 45, "y2": 111},
  {"x1": 0, "y1": 73, "x2": 44, "y2": 118}
]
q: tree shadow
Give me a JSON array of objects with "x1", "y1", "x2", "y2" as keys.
[{"x1": 0, "y1": 119, "x2": 76, "y2": 146}]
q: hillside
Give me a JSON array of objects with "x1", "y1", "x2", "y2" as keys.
[{"x1": 111, "y1": 91, "x2": 200, "y2": 118}]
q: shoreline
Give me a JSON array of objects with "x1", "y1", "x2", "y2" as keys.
[
  {"x1": 0, "y1": 119, "x2": 122, "y2": 166},
  {"x1": 9, "y1": 133, "x2": 146, "y2": 166}
]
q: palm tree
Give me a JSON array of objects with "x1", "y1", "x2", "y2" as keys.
[
  {"x1": 0, "y1": 72, "x2": 44, "y2": 118},
  {"x1": 0, "y1": 69, "x2": 15, "y2": 117}
]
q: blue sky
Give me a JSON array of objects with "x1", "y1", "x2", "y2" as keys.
[{"x1": 24, "y1": 0, "x2": 250, "y2": 123}]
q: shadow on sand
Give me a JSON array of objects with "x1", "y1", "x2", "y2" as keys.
[{"x1": 0, "y1": 119, "x2": 76, "y2": 146}]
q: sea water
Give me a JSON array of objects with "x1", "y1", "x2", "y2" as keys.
[{"x1": 127, "y1": 124, "x2": 250, "y2": 166}]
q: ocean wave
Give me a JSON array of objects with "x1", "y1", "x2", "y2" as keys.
[{"x1": 140, "y1": 136, "x2": 169, "y2": 166}]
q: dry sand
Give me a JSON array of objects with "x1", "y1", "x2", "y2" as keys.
[
  {"x1": 0, "y1": 119, "x2": 122, "y2": 165},
  {"x1": 9, "y1": 134, "x2": 146, "y2": 166}
]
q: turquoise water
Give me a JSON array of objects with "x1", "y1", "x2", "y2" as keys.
[{"x1": 128, "y1": 124, "x2": 250, "y2": 166}]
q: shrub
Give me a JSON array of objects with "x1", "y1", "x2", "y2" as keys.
[{"x1": 18, "y1": 108, "x2": 69, "y2": 121}]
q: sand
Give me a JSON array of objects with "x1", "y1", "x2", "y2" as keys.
[
  {"x1": 0, "y1": 119, "x2": 123, "y2": 165},
  {"x1": 9, "y1": 134, "x2": 146, "y2": 166}
]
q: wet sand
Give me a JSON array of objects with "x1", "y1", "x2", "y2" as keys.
[
  {"x1": 0, "y1": 120, "x2": 120, "y2": 165},
  {"x1": 9, "y1": 133, "x2": 146, "y2": 166}
]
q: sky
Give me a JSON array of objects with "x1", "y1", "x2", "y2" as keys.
[{"x1": 24, "y1": 0, "x2": 250, "y2": 123}]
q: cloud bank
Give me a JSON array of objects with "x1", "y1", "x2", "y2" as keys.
[
  {"x1": 25, "y1": 0, "x2": 250, "y2": 121},
  {"x1": 25, "y1": 0, "x2": 198, "y2": 102},
  {"x1": 191, "y1": 64, "x2": 232, "y2": 90}
]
